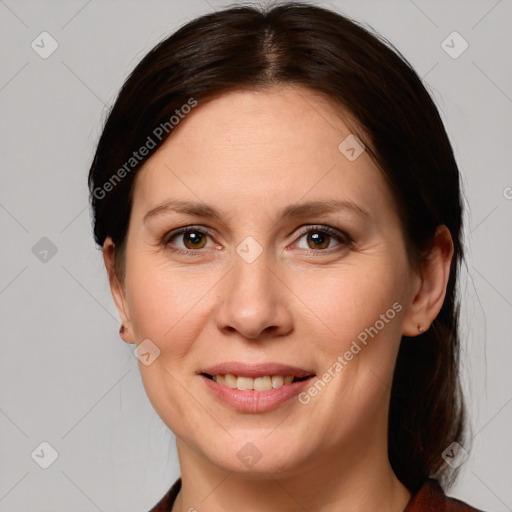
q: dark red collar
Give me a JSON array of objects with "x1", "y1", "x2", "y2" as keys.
[{"x1": 403, "y1": 478, "x2": 484, "y2": 511}]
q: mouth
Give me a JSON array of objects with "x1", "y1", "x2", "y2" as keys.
[
  {"x1": 200, "y1": 372, "x2": 313, "y2": 391},
  {"x1": 197, "y1": 362, "x2": 316, "y2": 412}
]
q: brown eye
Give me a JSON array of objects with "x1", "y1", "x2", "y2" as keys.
[
  {"x1": 306, "y1": 231, "x2": 331, "y2": 250},
  {"x1": 165, "y1": 227, "x2": 213, "y2": 252},
  {"x1": 181, "y1": 231, "x2": 207, "y2": 249},
  {"x1": 294, "y1": 225, "x2": 351, "y2": 252}
]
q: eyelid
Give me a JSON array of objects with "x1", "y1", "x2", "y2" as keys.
[
  {"x1": 165, "y1": 225, "x2": 215, "y2": 241},
  {"x1": 290, "y1": 224, "x2": 352, "y2": 251},
  {"x1": 163, "y1": 225, "x2": 219, "y2": 254},
  {"x1": 163, "y1": 224, "x2": 352, "y2": 254}
]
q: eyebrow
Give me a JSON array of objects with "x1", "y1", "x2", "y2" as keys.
[{"x1": 143, "y1": 198, "x2": 371, "y2": 224}]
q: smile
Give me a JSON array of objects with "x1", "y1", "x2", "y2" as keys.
[{"x1": 201, "y1": 373, "x2": 312, "y2": 391}]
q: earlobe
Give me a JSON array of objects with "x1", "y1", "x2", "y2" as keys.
[
  {"x1": 102, "y1": 237, "x2": 135, "y2": 345},
  {"x1": 118, "y1": 323, "x2": 135, "y2": 344},
  {"x1": 402, "y1": 225, "x2": 454, "y2": 337}
]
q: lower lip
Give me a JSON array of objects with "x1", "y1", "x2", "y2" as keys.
[{"x1": 200, "y1": 375, "x2": 314, "y2": 413}]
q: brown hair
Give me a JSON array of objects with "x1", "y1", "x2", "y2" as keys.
[{"x1": 88, "y1": 1, "x2": 466, "y2": 493}]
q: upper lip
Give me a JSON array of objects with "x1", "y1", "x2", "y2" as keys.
[{"x1": 198, "y1": 362, "x2": 315, "y2": 379}]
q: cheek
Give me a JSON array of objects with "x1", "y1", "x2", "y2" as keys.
[
  {"x1": 124, "y1": 256, "x2": 218, "y2": 357},
  {"x1": 123, "y1": 258, "x2": 216, "y2": 427},
  {"x1": 293, "y1": 261, "x2": 406, "y2": 428},
  {"x1": 291, "y1": 259, "x2": 404, "y2": 352}
]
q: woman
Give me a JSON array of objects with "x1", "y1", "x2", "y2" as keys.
[{"x1": 88, "y1": 2, "x2": 484, "y2": 511}]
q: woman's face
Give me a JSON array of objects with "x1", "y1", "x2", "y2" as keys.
[{"x1": 108, "y1": 85, "x2": 421, "y2": 476}]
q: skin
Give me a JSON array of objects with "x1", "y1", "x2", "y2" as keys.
[{"x1": 103, "y1": 85, "x2": 454, "y2": 512}]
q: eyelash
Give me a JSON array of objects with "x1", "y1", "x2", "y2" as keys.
[{"x1": 162, "y1": 224, "x2": 353, "y2": 256}]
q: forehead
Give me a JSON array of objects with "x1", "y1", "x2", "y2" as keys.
[{"x1": 130, "y1": 85, "x2": 396, "y2": 224}]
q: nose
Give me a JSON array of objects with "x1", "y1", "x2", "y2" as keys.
[{"x1": 214, "y1": 251, "x2": 294, "y2": 341}]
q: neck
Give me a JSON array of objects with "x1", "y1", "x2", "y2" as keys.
[{"x1": 171, "y1": 435, "x2": 411, "y2": 512}]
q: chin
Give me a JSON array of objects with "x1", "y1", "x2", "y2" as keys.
[{"x1": 199, "y1": 434, "x2": 311, "y2": 477}]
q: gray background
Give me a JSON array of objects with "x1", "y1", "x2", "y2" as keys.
[{"x1": 0, "y1": 0, "x2": 511, "y2": 510}]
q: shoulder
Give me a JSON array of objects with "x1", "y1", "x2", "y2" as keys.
[
  {"x1": 146, "y1": 477, "x2": 181, "y2": 512},
  {"x1": 404, "y1": 478, "x2": 485, "y2": 512}
]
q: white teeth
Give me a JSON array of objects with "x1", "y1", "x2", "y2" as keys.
[
  {"x1": 254, "y1": 376, "x2": 272, "y2": 391},
  {"x1": 236, "y1": 376, "x2": 253, "y2": 390},
  {"x1": 272, "y1": 375, "x2": 284, "y2": 388},
  {"x1": 212, "y1": 374, "x2": 300, "y2": 391},
  {"x1": 224, "y1": 374, "x2": 237, "y2": 388}
]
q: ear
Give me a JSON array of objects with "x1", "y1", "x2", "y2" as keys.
[
  {"x1": 402, "y1": 225, "x2": 454, "y2": 336},
  {"x1": 103, "y1": 236, "x2": 135, "y2": 345}
]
